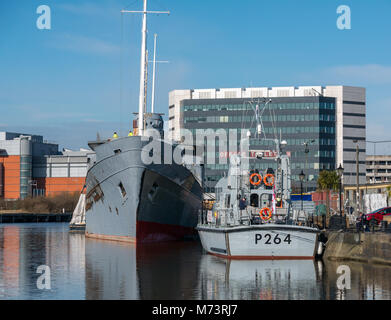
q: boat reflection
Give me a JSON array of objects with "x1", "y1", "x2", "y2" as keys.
[{"x1": 198, "y1": 255, "x2": 323, "y2": 300}]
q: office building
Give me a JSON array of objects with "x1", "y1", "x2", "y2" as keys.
[
  {"x1": 168, "y1": 86, "x2": 366, "y2": 192},
  {"x1": 366, "y1": 155, "x2": 391, "y2": 184}
]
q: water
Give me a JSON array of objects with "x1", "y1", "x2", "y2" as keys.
[{"x1": 1, "y1": 223, "x2": 391, "y2": 300}]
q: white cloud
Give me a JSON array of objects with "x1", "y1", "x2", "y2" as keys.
[
  {"x1": 49, "y1": 34, "x2": 120, "y2": 56},
  {"x1": 30, "y1": 111, "x2": 92, "y2": 121},
  {"x1": 325, "y1": 64, "x2": 391, "y2": 85},
  {"x1": 84, "y1": 119, "x2": 105, "y2": 123},
  {"x1": 4, "y1": 121, "x2": 123, "y2": 150},
  {"x1": 57, "y1": 2, "x2": 118, "y2": 16},
  {"x1": 298, "y1": 64, "x2": 391, "y2": 86},
  {"x1": 366, "y1": 122, "x2": 389, "y2": 141}
]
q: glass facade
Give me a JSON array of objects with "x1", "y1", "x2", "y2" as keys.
[
  {"x1": 181, "y1": 96, "x2": 336, "y2": 193},
  {"x1": 20, "y1": 155, "x2": 32, "y2": 199}
]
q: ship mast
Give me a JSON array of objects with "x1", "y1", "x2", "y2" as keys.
[
  {"x1": 138, "y1": 0, "x2": 147, "y2": 136},
  {"x1": 151, "y1": 34, "x2": 157, "y2": 114},
  {"x1": 150, "y1": 34, "x2": 169, "y2": 114},
  {"x1": 121, "y1": 0, "x2": 170, "y2": 136},
  {"x1": 144, "y1": 49, "x2": 149, "y2": 116}
]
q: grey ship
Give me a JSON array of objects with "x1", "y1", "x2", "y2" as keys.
[{"x1": 85, "y1": 1, "x2": 202, "y2": 243}]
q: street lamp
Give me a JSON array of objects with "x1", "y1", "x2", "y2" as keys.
[
  {"x1": 303, "y1": 139, "x2": 316, "y2": 192},
  {"x1": 299, "y1": 170, "x2": 305, "y2": 211},
  {"x1": 337, "y1": 164, "x2": 344, "y2": 217}
]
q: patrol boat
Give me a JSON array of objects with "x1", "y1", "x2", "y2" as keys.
[
  {"x1": 197, "y1": 104, "x2": 323, "y2": 259},
  {"x1": 84, "y1": 1, "x2": 202, "y2": 243}
]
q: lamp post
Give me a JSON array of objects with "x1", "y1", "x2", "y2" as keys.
[
  {"x1": 353, "y1": 140, "x2": 360, "y2": 217},
  {"x1": 337, "y1": 164, "x2": 344, "y2": 217},
  {"x1": 299, "y1": 170, "x2": 305, "y2": 211},
  {"x1": 303, "y1": 139, "x2": 315, "y2": 192}
]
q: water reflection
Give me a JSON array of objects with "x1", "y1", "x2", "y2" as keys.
[
  {"x1": 0, "y1": 224, "x2": 85, "y2": 299},
  {"x1": 3, "y1": 224, "x2": 391, "y2": 300},
  {"x1": 322, "y1": 260, "x2": 391, "y2": 300},
  {"x1": 85, "y1": 239, "x2": 138, "y2": 299},
  {"x1": 198, "y1": 256, "x2": 323, "y2": 300},
  {"x1": 85, "y1": 240, "x2": 201, "y2": 299}
]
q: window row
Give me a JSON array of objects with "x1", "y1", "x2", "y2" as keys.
[
  {"x1": 291, "y1": 174, "x2": 318, "y2": 182},
  {"x1": 183, "y1": 113, "x2": 335, "y2": 124},
  {"x1": 291, "y1": 150, "x2": 335, "y2": 158},
  {"x1": 183, "y1": 102, "x2": 335, "y2": 112}
]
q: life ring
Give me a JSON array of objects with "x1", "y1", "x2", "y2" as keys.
[
  {"x1": 264, "y1": 174, "x2": 275, "y2": 187},
  {"x1": 260, "y1": 207, "x2": 272, "y2": 221},
  {"x1": 249, "y1": 173, "x2": 262, "y2": 186}
]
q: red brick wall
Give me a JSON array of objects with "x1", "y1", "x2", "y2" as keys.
[
  {"x1": 35, "y1": 177, "x2": 85, "y2": 197},
  {"x1": 0, "y1": 156, "x2": 20, "y2": 199}
]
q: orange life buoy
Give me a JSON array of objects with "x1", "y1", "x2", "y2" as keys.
[
  {"x1": 249, "y1": 173, "x2": 262, "y2": 186},
  {"x1": 264, "y1": 174, "x2": 275, "y2": 187},
  {"x1": 260, "y1": 207, "x2": 272, "y2": 221}
]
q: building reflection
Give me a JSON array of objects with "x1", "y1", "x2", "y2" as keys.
[
  {"x1": 0, "y1": 226, "x2": 20, "y2": 298},
  {"x1": 0, "y1": 224, "x2": 86, "y2": 299}
]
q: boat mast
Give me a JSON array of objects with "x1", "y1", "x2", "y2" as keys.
[
  {"x1": 121, "y1": 1, "x2": 170, "y2": 136},
  {"x1": 151, "y1": 34, "x2": 157, "y2": 114}
]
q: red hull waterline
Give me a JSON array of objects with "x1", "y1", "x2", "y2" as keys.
[
  {"x1": 208, "y1": 252, "x2": 315, "y2": 261},
  {"x1": 85, "y1": 221, "x2": 196, "y2": 244}
]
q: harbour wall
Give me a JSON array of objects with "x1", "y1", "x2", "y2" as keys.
[
  {"x1": 324, "y1": 231, "x2": 391, "y2": 266},
  {"x1": 0, "y1": 212, "x2": 72, "y2": 223}
]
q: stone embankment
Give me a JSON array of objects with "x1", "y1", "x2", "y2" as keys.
[{"x1": 324, "y1": 231, "x2": 391, "y2": 266}]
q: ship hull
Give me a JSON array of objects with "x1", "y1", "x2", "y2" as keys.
[
  {"x1": 197, "y1": 224, "x2": 320, "y2": 260},
  {"x1": 85, "y1": 136, "x2": 202, "y2": 243}
]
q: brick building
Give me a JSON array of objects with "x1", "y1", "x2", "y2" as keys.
[{"x1": 0, "y1": 132, "x2": 93, "y2": 200}]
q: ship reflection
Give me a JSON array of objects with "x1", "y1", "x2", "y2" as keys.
[{"x1": 84, "y1": 240, "x2": 202, "y2": 299}]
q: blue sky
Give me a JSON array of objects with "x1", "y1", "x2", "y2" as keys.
[{"x1": 1, "y1": 0, "x2": 391, "y2": 153}]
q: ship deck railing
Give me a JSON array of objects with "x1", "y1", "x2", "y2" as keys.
[{"x1": 199, "y1": 208, "x2": 318, "y2": 229}]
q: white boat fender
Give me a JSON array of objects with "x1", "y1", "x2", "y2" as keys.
[{"x1": 317, "y1": 242, "x2": 325, "y2": 256}]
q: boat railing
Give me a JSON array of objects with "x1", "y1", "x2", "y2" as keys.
[{"x1": 199, "y1": 208, "x2": 241, "y2": 227}]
